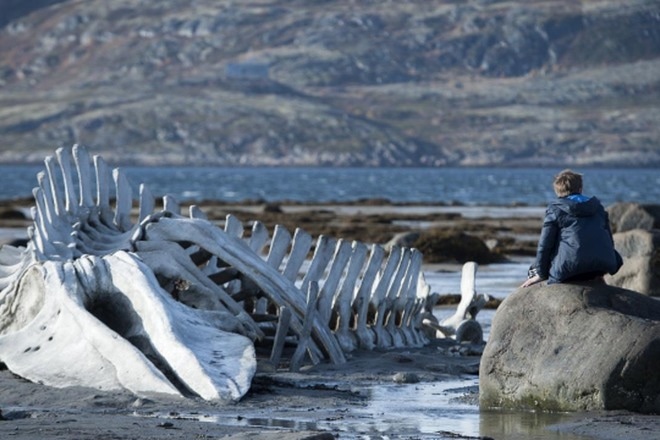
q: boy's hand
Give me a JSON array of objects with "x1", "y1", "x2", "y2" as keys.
[{"x1": 521, "y1": 274, "x2": 543, "y2": 288}]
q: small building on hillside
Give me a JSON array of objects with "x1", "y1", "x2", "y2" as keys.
[{"x1": 225, "y1": 60, "x2": 270, "y2": 80}]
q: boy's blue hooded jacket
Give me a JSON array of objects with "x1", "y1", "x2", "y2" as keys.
[{"x1": 530, "y1": 194, "x2": 623, "y2": 284}]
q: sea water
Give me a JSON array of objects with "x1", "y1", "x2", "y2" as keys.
[{"x1": 1, "y1": 165, "x2": 658, "y2": 206}]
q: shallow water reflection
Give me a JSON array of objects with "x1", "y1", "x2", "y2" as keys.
[
  {"x1": 479, "y1": 409, "x2": 593, "y2": 440},
  {"x1": 351, "y1": 379, "x2": 594, "y2": 440},
  {"x1": 355, "y1": 379, "x2": 479, "y2": 436},
  {"x1": 195, "y1": 379, "x2": 594, "y2": 439}
]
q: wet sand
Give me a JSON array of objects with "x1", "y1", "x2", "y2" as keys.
[
  {"x1": 0, "y1": 199, "x2": 658, "y2": 439},
  {"x1": 2, "y1": 340, "x2": 659, "y2": 440},
  {"x1": 0, "y1": 340, "x2": 481, "y2": 440}
]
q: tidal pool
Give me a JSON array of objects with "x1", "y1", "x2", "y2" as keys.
[
  {"x1": 354, "y1": 379, "x2": 594, "y2": 439},
  {"x1": 183, "y1": 378, "x2": 594, "y2": 439}
]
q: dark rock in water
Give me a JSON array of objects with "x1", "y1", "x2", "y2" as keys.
[
  {"x1": 262, "y1": 202, "x2": 283, "y2": 213},
  {"x1": 0, "y1": 208, "x2": 30, "y2": 221},
  {"x1": 480, "y1": 283, "x2": 660, "y2": 413},
  {"x1": 455, "y1": 319, "x2": 484, "y2": 345},
  {"x1": 435, "y1": 294, "x2": 503, "y2": 310},
  {"x1": 300, "y1": 434, "x2": 336, "y2": 440},
  {"x1": 607, "y1": 229, "x2": 660, "y2": 297},
  {"x1": 392, "y1": 372, "x2": 420, "y2": 384},
  {"x1": 412, "y1": 230, "x2": 504, "y2": 264},
  {"x1": 384, "y1": 231, "x2": 421, "y2": 251}
]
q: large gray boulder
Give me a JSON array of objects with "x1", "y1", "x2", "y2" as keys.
[
  {"x1": 607, "y1": 202, "x2": 659, "y2": 233},
  {"x1": 607, "y1": 229, "x2": 660, "y2": 296},
  {"x1": 480, "y1": 282, "x2": 660, "y2": 413}
]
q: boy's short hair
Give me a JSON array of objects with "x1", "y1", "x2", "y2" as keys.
[{"x1": 553, "y1": 169, "x2": 583, "y2": 197}]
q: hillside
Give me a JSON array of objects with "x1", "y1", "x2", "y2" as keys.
[{"x1": 0, "y1": 0, "x2": 659, "y2": 166}]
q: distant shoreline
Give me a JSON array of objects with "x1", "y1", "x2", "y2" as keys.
[{"x1": 0, "y1": 198, "x2": 544, "y2": 260}]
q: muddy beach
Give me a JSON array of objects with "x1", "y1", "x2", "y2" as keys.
[{"x1": 1, "y1": 199, "x2": 658, "y2": 439}]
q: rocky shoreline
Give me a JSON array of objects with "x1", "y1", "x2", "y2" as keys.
[
  {"x1": 0, "y1": 197, "x2": 545, "y2": 260},
  {"x1": 1, "y1": 198, "x2": 658, "y2": 439}
]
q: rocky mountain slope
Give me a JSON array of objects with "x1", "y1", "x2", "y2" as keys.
[{"x1": 0, "y1": 0, "x2": 659, "y2": 166}]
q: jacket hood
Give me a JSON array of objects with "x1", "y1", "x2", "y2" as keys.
[{"x1": 552, "y1": 195, "x2": 601, "y2": 217}]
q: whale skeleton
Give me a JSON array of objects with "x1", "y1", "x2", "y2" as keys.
[{"x1": 0, "y1": 145, "x2": 486, "y2": 402}]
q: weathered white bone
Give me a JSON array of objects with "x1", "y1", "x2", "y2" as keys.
[
  {"x1": 140, "y1": 217, "x2": 344, "y2": 363},
  {"x1": 189, "y1": 204, "x2": 206, "y2": 220},
  {"x1": 0, "y1": 259, "x2": 181, "y2": 397},
  {"x1": 0, "y1": 145, "x2": 485, "y2": 401},
  {"x1": 333, "y1": 241, "x2": 368, "y2": 352},
  {"x1": 35, "y1": 175, "x2": 67, "y2": 248},
  {"x1": 4, "y1": 253, "x2": 255, "y2": 400},
  {"x1": 422, "y1": 261, "x2": 488, "y2": 343},
  {"x1": 290, "y1": 281, "x2": 320, "y2": 372},
  {"x1": 248, "y1": 221, "x2": 270, "y2": 253},
  {"x1": 162, "y1": 194, "x2": 180, "y2": 216},
  {"x1": 300, "y1": 235, "x2": 336, "y2": 296},
  {"x1": 98, "y1": 252, "x2": 256, "y2": 400},
  {"x1": 113, "y1": 168, "x2": 133, "y2": 230},
  {"x1": 387, "y1": 249, "x2": 423, "y2": 347},
  {"x1": 407, "y1": 276, "x2": 432, "y2": 346},
  {"x1": 368, "y1": 246, "x2": 402, "y2": 348},
  {"x1": 268, "y1": 306, "x2": 292, "y2": 367},
  {"x1": 317, "y1": 239, "x2": 353, "y2": 324},
  {"x1": 352, "y1": 244, "x2": 385, "y2": 350},
  {"x1": 93, "y1": 155, "x2": 114, "y2": 226},
  {"x1": 224, "y1": 214, "x2": 244, "y2": 238},
  {"x1": 132, "y1": 241, "x2": 261, "y2": 339},
  {"x1": 375, "y1": 248, "x2": 411, "y2": 348},
  {"x1": 395, "y1": 249, "x2": 426, "y2": 347},
  {"x1": 56, "y1": 147, "x2": 78, "y2": 214},
  {"x1": 265, "y1": 225, "x2": 292, "y2": 271},
  {"x1": 282, "y1": 228, "x2": 313, "y2": 281},
  {"x1": 73, "y1": 144, "x2": 94, "y2": 209},
  {"x1": 45, "y1": 156, "x2": 65, "y2": 218},
  {"x1": 0, "y1": 148, "x2": 261, "y2": 402},
  {"x1": 384, "y1": 249, "x2": 417, "y2": 348}
]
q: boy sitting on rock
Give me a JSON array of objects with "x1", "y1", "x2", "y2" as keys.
[{"x1": 522, "y1": 169, "x2": 623, "y2": 287}]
